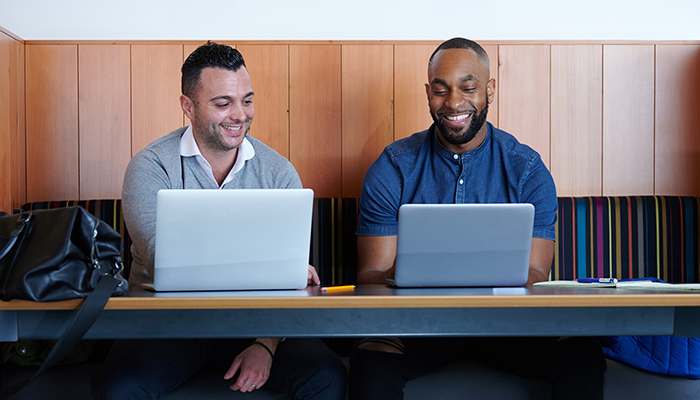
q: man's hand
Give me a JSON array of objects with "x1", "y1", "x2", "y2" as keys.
[
  {"x1": 223, "y1": 339, "x2": 279, "y2": 392},
  {"x1": 307, "y1": 264, "x2": 320, "y2": 286}
]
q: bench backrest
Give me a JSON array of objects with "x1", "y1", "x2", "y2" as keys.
[{"x1": 20, "y1": 195, "x2": 700, "y2": 286}]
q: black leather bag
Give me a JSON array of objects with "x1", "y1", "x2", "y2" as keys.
[{"x1": 0, "y1": 206, "x2": 129, "y2": 398}]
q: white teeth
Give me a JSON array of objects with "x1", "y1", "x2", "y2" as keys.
[
  {"x1": 222, "y1": 125, "x2": 241, "y2": 131},
  {"x1": 445, "y1": 114, "x2": 471, "y2": 121}
]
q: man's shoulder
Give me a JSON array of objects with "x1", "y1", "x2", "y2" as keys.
[
  {"x1": 489, "y1": 124, "x2": 541, "y2": 162},
  {"x1": 385, "y1": 127, "x2": 432, "y2": 157},
  {"x1": 246, "y1": 136, "x2": 286, "y2": 160},
  {"x1": 135, "y1": 127, "x2": 187, "y2": 159}
]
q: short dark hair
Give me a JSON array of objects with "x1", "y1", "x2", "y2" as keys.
[
  {"x1": 181, "y1": 41, "x2": 247, "y2": 100},
  {"x1": 428, "y1": 37, "x2": 490, "y2": 69}
]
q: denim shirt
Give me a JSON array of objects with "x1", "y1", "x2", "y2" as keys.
[{"x1": 356, "y1": 122, "x2": 557, "y2": 241}]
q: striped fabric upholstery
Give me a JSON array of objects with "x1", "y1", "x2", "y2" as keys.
[
  {"x1": 553, "y1": 196, "x2": 700, "y2": 283},
  {"x1": 310, "y1": 198, "x2": 359, "y2": 286},
  {"x1": 19, "y1": 200, "x2": 133, "y2": 279}
]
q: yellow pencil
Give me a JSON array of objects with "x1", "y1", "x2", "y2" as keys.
[{"x1": 320, "y1": 285, "x2": 355, "y2": 293}]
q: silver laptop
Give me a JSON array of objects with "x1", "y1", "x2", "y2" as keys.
[
  {"x1": 393, "y1": 203, "x2": 535, "y2": 288},
  {"x1": 153, "y1": 188, "x2": 313, "y2": 291}
]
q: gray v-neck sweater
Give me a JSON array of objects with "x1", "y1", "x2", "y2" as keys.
[{"x1": 122, "y1": 126, "x2": 302, "y2": 286}]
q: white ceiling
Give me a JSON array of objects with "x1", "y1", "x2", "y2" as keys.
[{"x1": 1, "y1": 0, "x2": 698, "y2": 41}]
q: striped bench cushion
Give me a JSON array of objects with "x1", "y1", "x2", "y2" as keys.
[{"x1": 553, "y1": 196, "x2": 700, "y2": 283}]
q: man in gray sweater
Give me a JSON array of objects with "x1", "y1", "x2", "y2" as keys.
[{"x1": 97, "y1": 42, "x2": 347, "y2": 400}]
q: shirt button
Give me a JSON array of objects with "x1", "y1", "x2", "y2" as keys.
[
  {"x1": 453, "y1": 154, "x2": 458, "y2": 160},
  {"x1": 459, "y1": 180, "x2": 464, "y2": 185}
]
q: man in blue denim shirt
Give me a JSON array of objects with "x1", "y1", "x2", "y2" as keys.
[{"x1": 349, "y1": 38, "x2": 605, "y2": 400}]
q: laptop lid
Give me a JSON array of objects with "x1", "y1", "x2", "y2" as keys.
[
  {"x1": 393, "y1": 203, "x2": 535, "y2": 288},
  {"x1": 153, "y1": 188, "x2": 313, "y2": 291}
]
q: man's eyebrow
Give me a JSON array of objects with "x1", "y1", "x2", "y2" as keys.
[
  {"x1": 430, "y1": 75, "x2": 478, "y2": 85},
  {"x1": 210, "y1": 91, "x2": 255, "y2": 102}
]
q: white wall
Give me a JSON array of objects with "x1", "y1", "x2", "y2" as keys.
[{"x1": 0, "y1": 0, "x2": 698, "y2": 41}]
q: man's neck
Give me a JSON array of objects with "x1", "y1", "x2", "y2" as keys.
[{"x1": 200, "y1": 147, "x2": 239, "y2": 187}]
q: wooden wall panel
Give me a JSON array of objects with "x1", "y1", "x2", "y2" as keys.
[
  {"x1": 498, "y1": 45, "x2": 551, "y2": 167},
  {"x1": 10, "y1": 37, "x2": 26, "y2": 210},
  {"x1": 238, "y1": 45, "x2": 289, "y2": 158},
  {"x1": 655, "y1": 45, "x2": 700, "y2": 196},
  {"x1": 341, "y1": 45, "x2": 394, "y2": 198},
  {"x1": 550, "y1": 45, "x2": 603, "y2": 196},
  {"x1": 289, "y1": 45, "x2": 342, "y2": 197},
  {"x1": 78, "y1": 45, "x2": 131, "y2": 199},
  {"x1": 131, "y1": 45, "x2": 183, "y2": 155},
  {"x1": 26, "y1": 45, "x2": 79, "y2": 202},
  {"x1": 602, "y1": 45, "x2": 655, "y2": 195},
  {"x1": 394, "y1": 44, "x2": 436, "y2": 140},
  {"x1": 482, "y1": 44, "x2": 499, "y2": 128},
  {"x1": 0, "y1": 32, "x2": 10, "y2": 212}
]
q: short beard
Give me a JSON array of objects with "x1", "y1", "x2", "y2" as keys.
[
  {"x1": 193, "y1": 108, "x2": 251, "y2": 153},
  {"x1": 433, "y1": 100, "x2": 489, "y2": 146}
]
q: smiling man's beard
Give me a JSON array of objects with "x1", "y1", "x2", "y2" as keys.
[{"x1": 432, "y1": 100, "x2": 489, "y2": 146}]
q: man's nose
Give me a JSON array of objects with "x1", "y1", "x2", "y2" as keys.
[
  {"x1": 444, "y1": 90, "x2": 463, "y2": 110},
  {"x1": 229, "y1": 102, "x2": 246, "y2": 121}
]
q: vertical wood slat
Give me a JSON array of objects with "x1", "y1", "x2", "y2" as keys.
[
  {"x1": 238, "y1": 45, "x2": 290, "y2": 158},
  {"x1": 10, "y1": 37, "x2": 26, "y2": 209},
  {"x1": 0, "y1": 32, "x2": 11, "y2": 212},
  {"x1": 341, "y1": 45, "x2": 394, "y2": 198},
  {"x1": 551, "y1": 45, "x2": 603, "y2": 196},
  {"x1": 131, "y1": 45, "x2": 183, "y2": 155},
  {"x1": 655, "y1": 44, "x2": 700, "y2": 196},
  {"x1": 482, "y1": 44, "x2": 499, "y2": 128},
  {"x1": 26, "y1": 45, "x2": 79, "y2": 202},
  {"x1": 603, "y1": 45, "x2": 655, "y2": 196},
  {"x1": 289, "y1": 45, "x2": 342, "y2": 197},
  {"x1": 498, "y1": 45, "x2": 551, "y2": 167},
  {"x1": 394, "y1": 44, "x2": 436, "y2": 141},
  {"x1": 78, "y1": 45, "x2": 131, "y2": 199}
]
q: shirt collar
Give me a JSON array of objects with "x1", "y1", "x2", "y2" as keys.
[
  {"x1": 179, "y1": 125, "x2": 256, "y2": 187},
  {"x1": 431, "y1": 122, "x2": 492, "y2": 163}
]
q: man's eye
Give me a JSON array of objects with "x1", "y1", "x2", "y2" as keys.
[
  {"x1": 433, "y1": 91, "x2": 447, "y2": 96},
  {"x1": 216, "y1": 103, "x2": 229, "y2": 108}
]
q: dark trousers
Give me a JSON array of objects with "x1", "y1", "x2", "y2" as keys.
[
  {"x1": 98, "y1": 338, "x2": 347, "y2": 400},
  {"x1": 349, "y1": 336, "x2": 606, "y2": 400}
]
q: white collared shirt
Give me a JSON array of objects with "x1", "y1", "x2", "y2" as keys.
[{"x1": 179, "y1": 125, "x2": 255, "y2": 188}]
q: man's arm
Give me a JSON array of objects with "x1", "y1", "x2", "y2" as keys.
[
  {"x1": 357, "y1": 235, "x2": 397, "y2": 285},
  {"x1": 527, "y1": 237, "x2": 554, "y2": 286}
]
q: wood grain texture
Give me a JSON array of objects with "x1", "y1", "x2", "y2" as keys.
[
  {"x1": 341, "y1": 45, "x2": 394, "y2": 198},
  {"x1": 131, "y1": 45, "x2": 184, "y2": 155},
  {"x1": 25, "y1": 45, "x2": 79, "y2": 202},
  {"x1": 482, "y1": 44, "x2": 500, "y2": 128},
  {"x1": 550, "y1": 45, "x2": 603, "y2": 196},
  {"x1": 602, "y1": 45, "x2": 655, "y2": 196},
  {"x1": 0, "y1": 32, "x2": 10, "y2": 212},
  {"x1": 498, "y1": 45, "x2": 551, "y2": 167},
  {"x1": 78, "y1": 45, "x2": 131, "y2": 199},
  {"x1": 4, "y1": 287, "x2": 700, "y2": 310},
  {"x1": 655, "y1": 45, "x2": 700, "y2": 196},
  {"x1": 394, "y1": 44, "x2": 436, "y2": 140},
  {"x1": 237, "y1": 44, "x2": 290, "y2": 158},
  {"x1": 289, "y1": 45, "x2": 342, "y2": 197},
  {"x1": 10, "y1": 37, "x2": 26, "y2": 210}
]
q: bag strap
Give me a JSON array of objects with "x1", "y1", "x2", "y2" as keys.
[
  {"x1": 0, "y1": 274, "x2": 121, "y2": 398},
  {"x1": 0, "y1": 214, "x2": 31, "y2": 261}
]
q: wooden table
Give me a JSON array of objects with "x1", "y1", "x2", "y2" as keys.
[{"x1": 2, "y1": 285, "x2": 700, "y2": 341}]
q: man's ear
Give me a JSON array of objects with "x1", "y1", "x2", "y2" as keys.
[
  {"x1": 486, "y1": 78, "x2": 496, "y2": 105},
  {"x1": 425, "y1": 82, "x2": 430, "y2": 101},
  {"x1": 180, "y1": 95, "x2": 194, "y2": 121}
]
